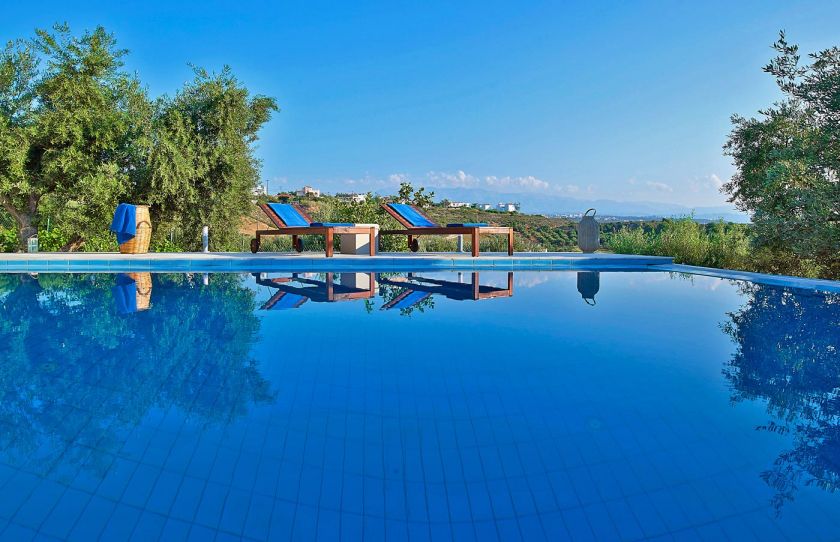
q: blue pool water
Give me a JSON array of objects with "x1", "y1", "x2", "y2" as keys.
[{"x1": 0, "y1": 270, "x2": 838, "y2": 541}]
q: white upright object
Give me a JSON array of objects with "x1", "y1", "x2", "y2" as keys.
[
  {"x1": 202, "y1": 226, "x2": 209, "y2": 253},
  {"x1": 339, "y1": 224, "x2": 379, "y2": 255},
  {"x1": 340, "y1": 272, "x2": 375, "y2": 290}
]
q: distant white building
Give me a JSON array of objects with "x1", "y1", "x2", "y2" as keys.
[
  {"x1": 337, "y1": 192, "x2": 367, "y2": 204},
  {"x1": 252, "y1": 183, "x2": 268, "y2": 197},
  {"x1": 447, "y1": 201, "x2": 470, "y2": 208},
  {"x1": 296, "y1": 185, "x2": 321, "y2": 198},
  {"x1": 497, "y1": 202, "x2": 520, "y2": 213},
  {"x1": 474, "y1": 203, "x2": 493, "y2": 211}
]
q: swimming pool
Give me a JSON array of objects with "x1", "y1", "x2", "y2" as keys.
[{"x1": 0, "y1": 269, "x2": 837, "y2": 540}]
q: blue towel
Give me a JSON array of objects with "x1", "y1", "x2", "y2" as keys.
[
  {"x1": 309, "y1": 222, "x2": 354, "y2": 227},
  {"x1": 387, "y1": 203, "x2": 437, "y2": 227},
  {"x1": 110, "y1": 204, "x2": 136, "y2": 244},
  {"x1": 267, "y1": 203, "x2": 309, "y2": 227},
  {"x1": 270, "y1": 293, "x2": 307, "y2": 310},
  {"x1": 113, "y1": 274, "x2": 138, "y2": 314},
  {"x1": 446, "y1": 223, "x2": 488, "y2": 227}
]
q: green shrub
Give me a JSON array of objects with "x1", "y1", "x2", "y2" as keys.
[
  {"x1": 0, "y1": 228, "x2": 18, "y2": 252},
  {"x1": 654, "y1": 218, "x2": 709, "y2": 265},
  {"x1": 37, "y1": 228, "x2": 70, "y2": 252},
  {"x1": 607, "y1": 227, "x2": 652, "y2": 255}
]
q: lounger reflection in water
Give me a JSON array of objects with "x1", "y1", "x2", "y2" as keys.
[
  {"x1": 254, "y1": 272, "x2": 376, "y2": 310},
  {"x1": 379, "y1": 272, "x2": 514, "y2": 311}
]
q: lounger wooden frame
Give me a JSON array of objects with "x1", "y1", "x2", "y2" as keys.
[
  {"x1": 251, "y1": 203, "x2": 376, "y2": 257},
  {"x1": 255, "y1": 272, "x2": 376, "y2": 306},
  {"x1": 379, "y1": 272, "x2": 514, "y2": 303},
  {"x1": 380, "y1": 204, "x2": 514, "y2": 257}
]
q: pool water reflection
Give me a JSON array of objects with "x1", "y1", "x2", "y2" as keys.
[{"x1": 0, "y1": 270, "x2": 837, "y2": 540}]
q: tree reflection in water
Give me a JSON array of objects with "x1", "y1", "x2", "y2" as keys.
[
  {"x1": 0, "y1": 273, "x2": 273, "y2": 481},
  {"x1": 722, "y1": 283, "x2": 840, "y2": 513}
]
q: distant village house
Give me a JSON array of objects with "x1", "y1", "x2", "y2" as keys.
[
  {"x1": 337, "y1": 192, "x2": 367, "y2": 204},
  {"x1": 296, "y1": 185, "x2": 321, "y2": 198}
]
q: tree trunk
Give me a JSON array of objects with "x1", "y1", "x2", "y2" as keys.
[
  {"x1": 0, "y1": 196, "x2": 37, "y2": 251},
  {"x1": 61, "y1": 236, "x2": 84, "y2": 252}
]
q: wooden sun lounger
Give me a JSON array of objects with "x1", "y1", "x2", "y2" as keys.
[
  {"x1": 251, "y1": 203, "x2": 376, "y2": 257},
  {"x1": 380, "y1": 203, "x2": 514, "y2": 257}
]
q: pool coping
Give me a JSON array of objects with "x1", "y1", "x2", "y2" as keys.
[
  {"x1": 0, "y1": 251, "x2": 673, "y2": 272},
  {"x1": 652, "y1": 263, "x2": 840, "y2": 294},
  {"x1": 1, "y1": 252, "x2": 838, "y2": 293}
]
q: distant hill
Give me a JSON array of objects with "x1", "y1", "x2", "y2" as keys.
[{"x1": 429, "y1": 188, "x2": 750, "y2": 223}]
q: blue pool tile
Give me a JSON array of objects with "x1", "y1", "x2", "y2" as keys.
[
  {"x1": 449, "y1": 521, "x2": 477, "y2": 542},
  {"x1": 122, "y1": 463, "x2": 160, "y2": 508},
  {"x1": 98, "y1": 503, "x2": 142, "y2": 541},
  {"x1": 169, "y1": 475, "x2": 205, "y2": 522},
  {"x1": 363, "y1": 514, "x2": 386, "y2": 541},
  {"x1": 507, "y1": 476, "x2": 537, "y2": 517},
  {"x1": 129, "y1": 511, "x2": 167, "y2": 542},
  {"x1": 1, "y1": 522, "x2": 37, "y2": 542},
  {"x1": 194, "y1": 481, "x2": 228, "y2": 529},
  {"x1": 626, "y1": 492, "x2": 668, "y2": 539},
  {"x1": 444, "y1": 483, "x2": 471, "y2": 522},
  {"x1": 539, "y1": 511, "x2": 569, "y2": 540},
  {"x1": 363, "y1": 476, "x2": 385, "y2": 518},
  {"x1": 241, "y1": 493, "x2": 273, "y2": 540},
  {"x1": 0, "y1": 471, "x2": 39, "y2": 519},
  {"x1": 583, "y1": 502, "x2": 621, "y2": 540},
  {"x1": 341, "y1": 474, "x2": 364, "y2": 515},
  {"x1": 494, "y1": 518, "x2": 521, "y2": 541},
  {"x1": 38, "y1": 488, "x2": 91, "y2": 540},
  {"x1": 186, "y1": 523, "x2": 218, "y2": 541},
  {"x1": 67, "y1": 495, "x2": 115, "y2": 541},
  {"x1": 560, "y1": 507, "x2": 596, "y2": 542},
  {"x1": 96, "y1": 457, "x2": 138, "y2": 501},
  {"x1": 604, "y1": 497, "x2": 645, "y2": 541},
  {"x1": 269, "y1": 499, "x2": 296, "y2": 540},
  {"x1": 465, "y1": 482, "x2": 493, "y2": 521},
  {"x1": 340, "y1": 512, "x2": 364, "y2": 541},
  {"x1": 13, "y1": 479, "x2": 65, "y2": 529},
  {"x1": 144, "y1": 469, "x2": 183, "y2": 516},
  {"x1": 160, "y1": 518, "x2": 191, "y2": 540},
  {"x1": 219, "y1": 487, "x2": 251, "y2": 536},
  {"x1": 292, "y1": 504, "x2": 318, "y2": 540}
]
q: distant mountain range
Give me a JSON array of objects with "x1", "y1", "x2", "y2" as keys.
[{"x1": 429, "y1": 188, "x2": 750, "y2": 223}]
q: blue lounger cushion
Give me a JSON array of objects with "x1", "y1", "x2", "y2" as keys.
[
  {"x1": 446, "y1": 223, "x2": 488, "y2": 227},
  {"x1": 389, "y1": 290, "x2": 432, "y2": 310},
  {"x1": 309, "y1": 222, "x2": 355, "y2": 227},
  {"x1": 387, "y1": 203, "x2": 437, "y2": 227},
  {"x1": 266, "y1": 203, "x2": 310, "y2": 227},
  {"x1": 270, "y1": 293, "x2": 307, "y2": 310},
  {"x1": 110, "y1": 203, "x2": 137, "y2": 244}
]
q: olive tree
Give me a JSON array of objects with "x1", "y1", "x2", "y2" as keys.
[
  {"x1": 0, "y1": 25, "x2": 151, "y2": 250},
  {"x1": 724, "y1": 32, "x2": 840, "y2": 275}
]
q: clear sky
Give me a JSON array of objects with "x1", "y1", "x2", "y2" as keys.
[{"x1": 3, "y1": 1, "x2": 839, "y2": 208}]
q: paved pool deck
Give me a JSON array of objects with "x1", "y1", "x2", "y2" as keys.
[{"x1": 2, "y1": 251, "x2": 838, "y2": 293}]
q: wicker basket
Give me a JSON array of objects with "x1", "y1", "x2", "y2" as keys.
[
  {"x1": 127, "y1": 272, "x2": 152, "y2": 311},
  {"x1": 118, "y1": 205, "x2": 152, "y2": 254}
]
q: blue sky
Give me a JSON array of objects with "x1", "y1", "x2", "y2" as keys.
[{"x1": 4, "y1": 1, "x2": 839, "y2": 209}]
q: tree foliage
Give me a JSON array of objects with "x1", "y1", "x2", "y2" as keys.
[
  {"x1": 724, "y1": 32, "x2": 840, "y2": 273},
  {"x1": 722, "y1": 283, "x2": 840, "y2": 513},
  {"x1": 148, "y1": 68, "x2": 277, "y2": 250},
  {"x1": 0, "y1": 24, "x2": 276, "y2": 251}
]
